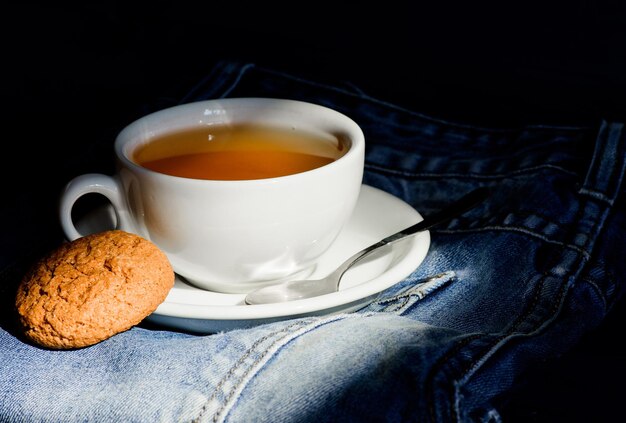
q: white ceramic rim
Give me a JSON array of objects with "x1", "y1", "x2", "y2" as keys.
[{"x1": 113, "y1": 97, "x2": 365, "y2": 187}]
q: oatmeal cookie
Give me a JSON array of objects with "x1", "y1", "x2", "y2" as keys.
[{"x1": 15, "y1": 230, "x2": 174, "y2": 349}]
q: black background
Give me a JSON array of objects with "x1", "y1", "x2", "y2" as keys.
[{"x1": 3, "y1": 1, "x2": 626, "y2": 421}]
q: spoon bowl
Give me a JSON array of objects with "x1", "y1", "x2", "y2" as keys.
[{"x1": 244, "y1": 187, "x2": 490, "y2": 305}]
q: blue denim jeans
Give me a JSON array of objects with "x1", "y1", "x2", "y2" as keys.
[{"x1": 1, "y1": 61, "x2": 625, "y2": 422}]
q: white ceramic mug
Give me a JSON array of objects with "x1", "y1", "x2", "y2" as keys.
[{"x1": 59, "y1": 98, "x2": 365, "y2": 293}]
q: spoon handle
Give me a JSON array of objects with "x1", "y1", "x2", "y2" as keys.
[
  {"x1": 332, "y1": 186, "x2": 491, "y2": 279},
  {"x1": 383, "y1": 186, "x2": 490, "y2": 243}
]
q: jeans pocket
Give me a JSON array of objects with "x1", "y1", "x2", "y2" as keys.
[{"x1": 361, "y1": 271, "x2": 457, "y2": 315}]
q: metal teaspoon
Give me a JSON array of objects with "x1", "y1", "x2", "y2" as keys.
[{"x1": 244, "y1": 186, "x2": 490, "y2": 305}]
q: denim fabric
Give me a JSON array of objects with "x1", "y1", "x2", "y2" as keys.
[{"x1": 1, "y1": 61, "x2": 625, "y2": 422}]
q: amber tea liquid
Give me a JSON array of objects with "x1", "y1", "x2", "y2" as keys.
[{"x1": 134, "y1": 124, "x2": 347, "y2": 180}]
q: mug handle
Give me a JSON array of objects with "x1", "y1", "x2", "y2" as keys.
[{"x1": 58, "y1": 173, "x2": 135, "y2": 240}]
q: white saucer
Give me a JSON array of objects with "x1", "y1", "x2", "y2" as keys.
[{"x1": 76, "y1": 184, "x2": 430, "y2": 333}]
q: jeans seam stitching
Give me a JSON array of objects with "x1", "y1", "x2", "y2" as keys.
[
  {"x1": 427, "y1": 190, "x2": 593, "y2": 421},
  {"x1": 194, "y1": 315, "x2": 349, "y2": 422},
  {"x1": 578, "y1": 276, "x2": 609, "y2": 312},
  {"x1": 254, "y1": 66, "x2": 592, "y2": 132},
  {"x1": 444, "y1": 193, "x2": 601, "y2": 421},
  {"x1": 365, "y1": 162, "x2": 580, "y2": 180},
  {"x1": 436, "y1": 226, "x2": 591, "y2": 260},
  {"x1": 374, "y1": 272, "x2": 457, "y2": 313},
  {"x1": 195, "y1": 320, "x2": 308, "y2": 422}
]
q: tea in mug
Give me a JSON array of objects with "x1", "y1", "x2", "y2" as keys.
[{"x1": 134, "y1": 124, "x2": 348, "y2": 180}]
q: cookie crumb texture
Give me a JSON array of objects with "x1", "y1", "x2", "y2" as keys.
[{"x1": 15, "y1": 230, "x2": 174, "y2": 349}]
